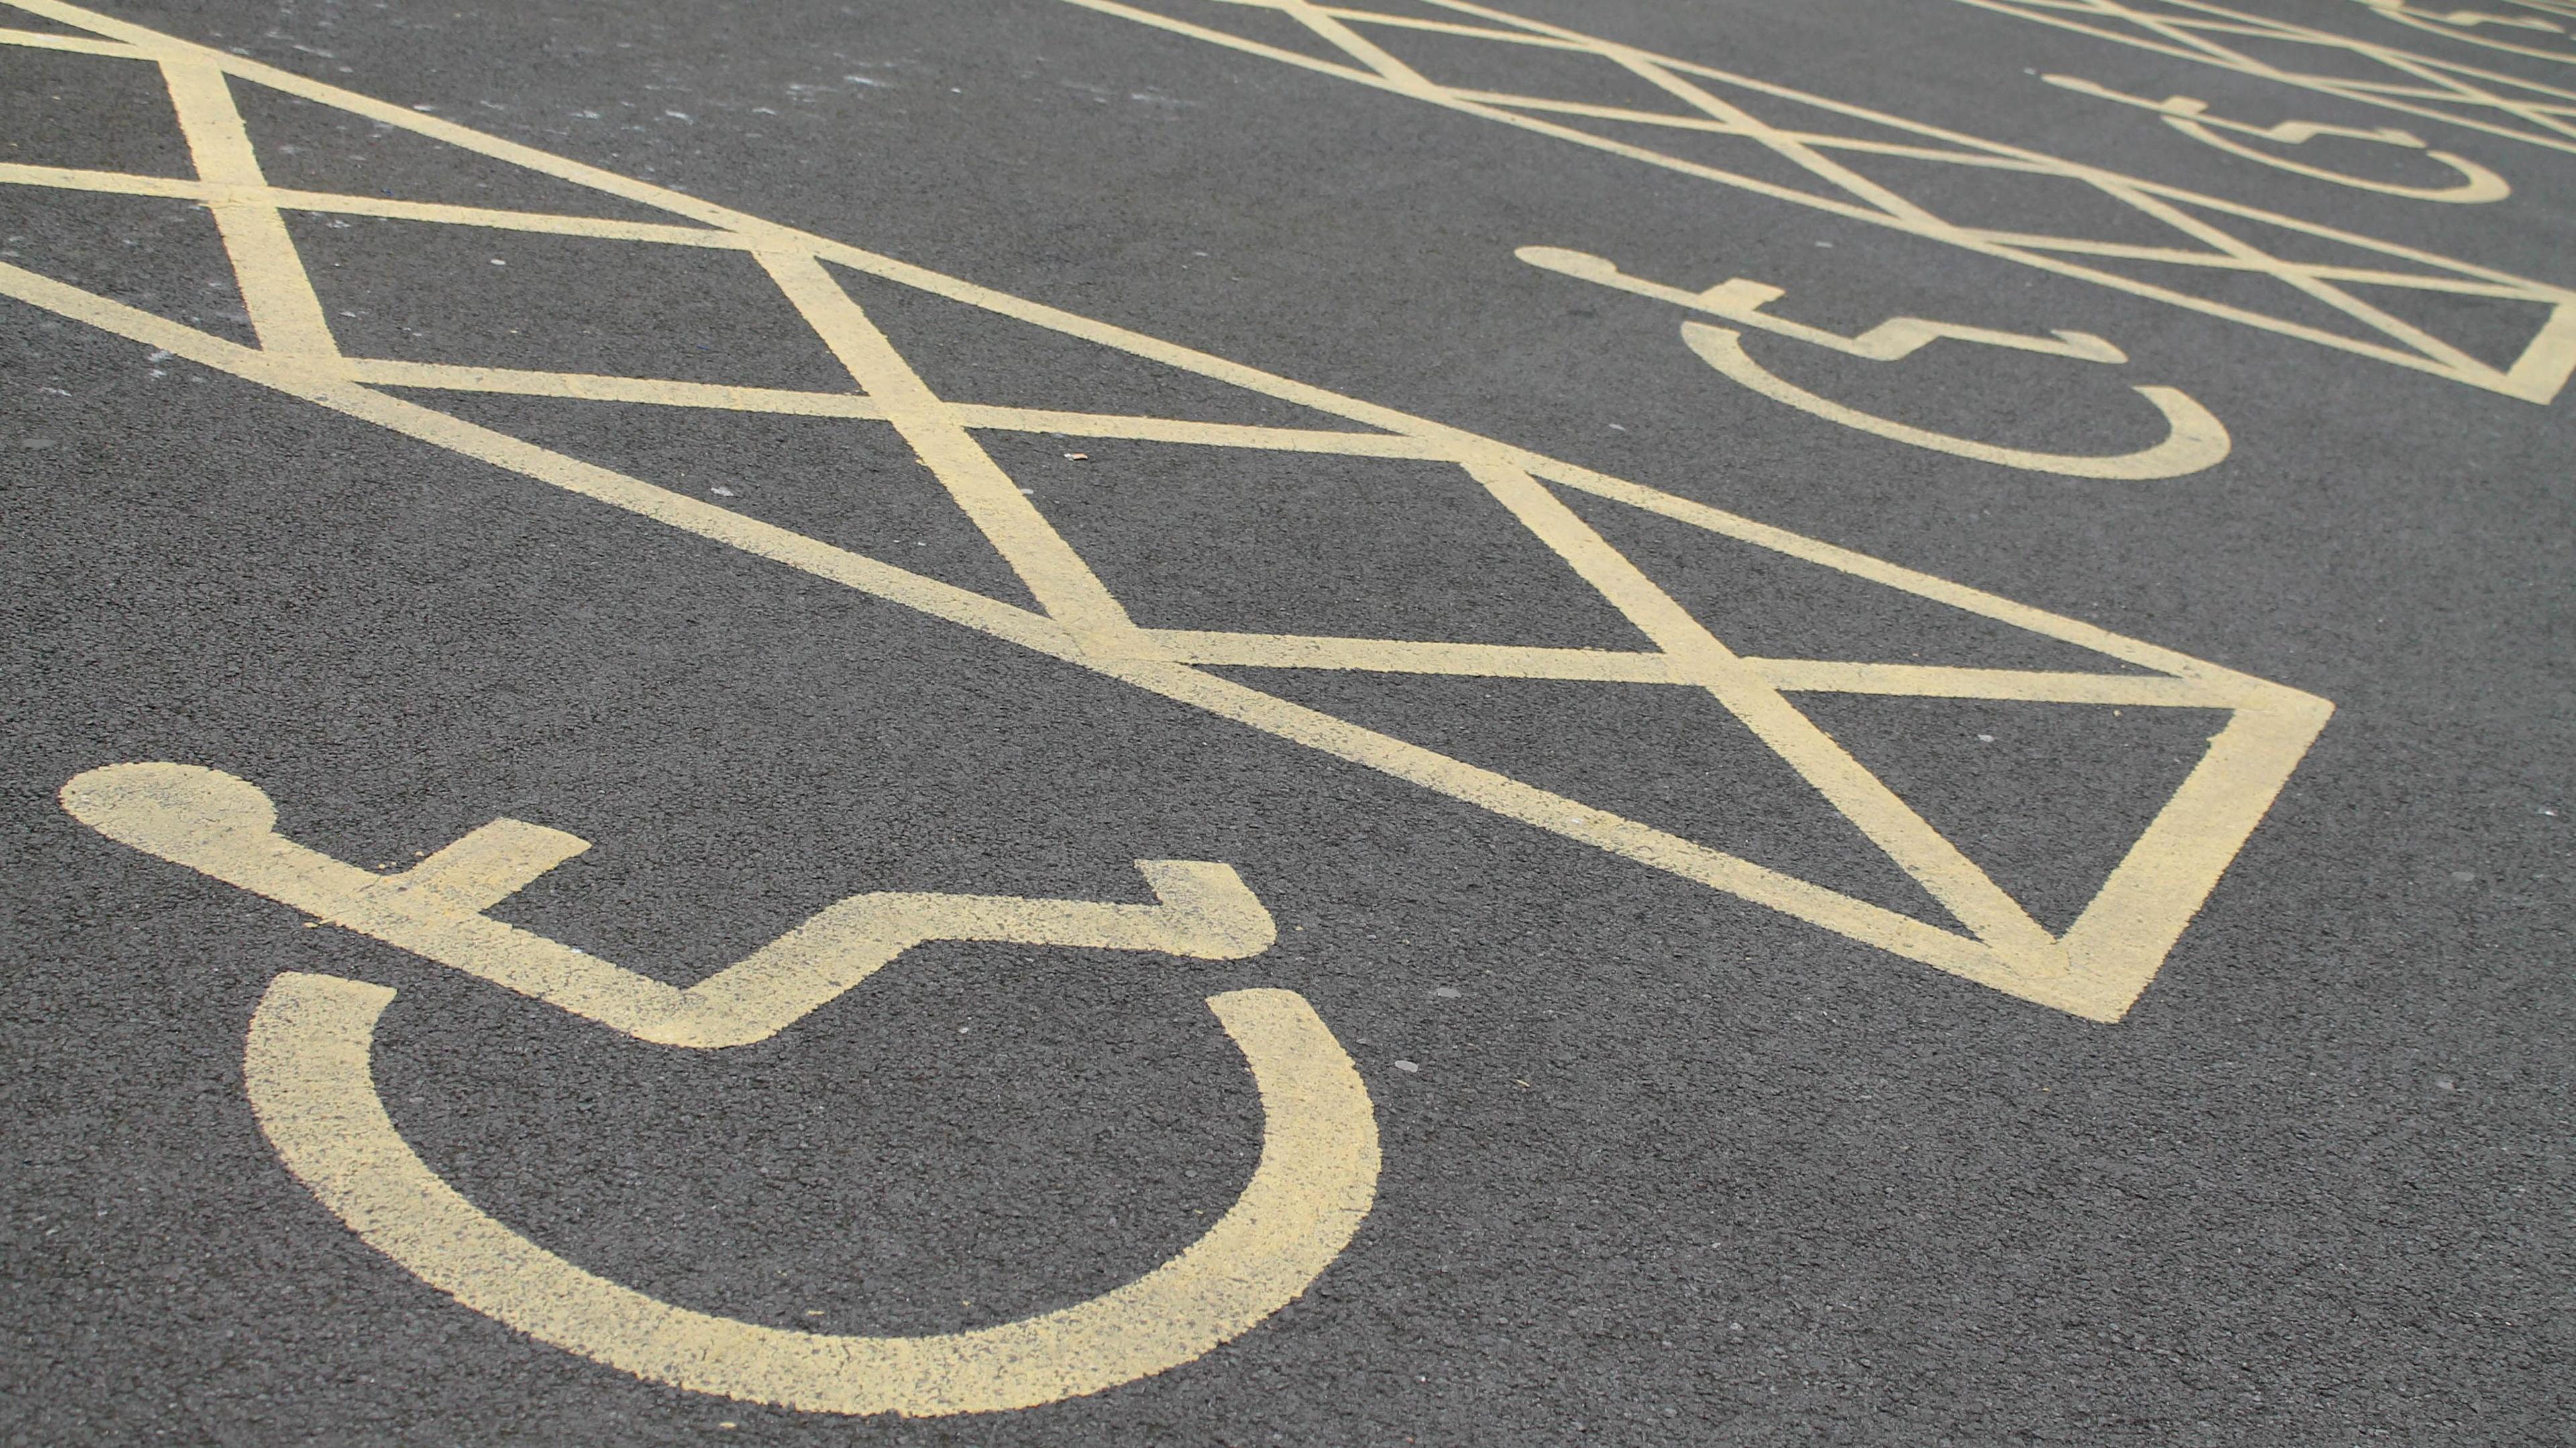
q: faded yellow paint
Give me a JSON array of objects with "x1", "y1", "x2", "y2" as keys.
[{"x1": 0, "y1": 0, "x2": 2334, "y2": 1025}]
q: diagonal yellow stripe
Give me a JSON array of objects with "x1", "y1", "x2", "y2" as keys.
[
  {"x1": 158, "y1": 60, "x2": 340, "y2": 359},
  {"x1": 1463, "y1": 459, "x2": 2064, "y2": 972},
  {"x1": 753, "y1": 248, "x2": 1144, "y2": 646}
]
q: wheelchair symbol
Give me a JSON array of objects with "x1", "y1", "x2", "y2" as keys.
[
  {"x1": 1520, "y1": 245, "x2": 2231, "y2": 480},
  {"x1": 2043, "y1": 74, "x2": 2511, "y2": 203},
  {"x1": 62, "y1": 762, "x2": 1379, "y2": 1416}
]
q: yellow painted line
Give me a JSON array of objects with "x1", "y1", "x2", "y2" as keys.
[
  {"x1": 1150, "y1": 630, "x2": 1687, "y2": 682},
  {"x1": 0, "y1": 162, "x2": 207, "y2": 198},
  {"x1": 942, "y1": 406, "x2": 1442, "y2": 457},
  {"x1": 1063, "y1": 0, "x2": 2576, "y2": 398},
  {"x1": 0, "y1": 5, "x2": 2338, "y2": 1023},
  {"x1": 1748, "y1": 660, "x2": 2247, "y2": 706},
  {"x1": 1680, "y1": 321, "x2": 2235, "y2": 481},
  {"x1": 245, "y1": 970, "x2": 1379, "y2": 1415},
  {"x1": 0, "y1": 162, "x2": 753, "y2": 244},
  {"x1": 159, "y1": 60, "x2": 340, "y2": 359},
  {"x1": 346, "y1": 357, "x2": 886, "y2": 415},
  {"x1": 1152, "y1": 631, "x2": 2246, "y2": 705},
  {"x1": 345, "y1": 358, "x2": 1442, "y2": 454},
  {"x1": 65, "y1": 763, "x2": 1277, "y2": 1048},
  {"x1": 0, "y1": 23, "x2": 128, "y2": 54},
  {"x1": 1463, "y1": 458, "x2": 2063, "y2": 974},
  {"x1": 755, "y1": 247, "x2": 1146, "y2": 648},
  {"x1": 1946, "y1": 0, "x2": 2576, "y2": 158},
  {"x1": 264, "y1": 190, "x2": 749, "y2": 245},
  {"x1": 2055, "y1": 694, "x2": 2336, "y2": 1015}
]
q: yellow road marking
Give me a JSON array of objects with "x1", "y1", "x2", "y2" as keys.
[
  {"x1": 1064, "y1": 0, "x2": 2576, "y2": 401},
  {"x1": 1466, "y1": 458, "x2": 2062, "y2": 972},
  {"x1": 755, "y1": 249, "x2": 1146, "y2": 648},
  {"x1": 1519, "y1": 245, "x2": 2229, "y2": 479},
  {"x1": 71, "y1": 761, "x2": 1375, "y2": 1412},
  {"x1": 64, "y1": 763, "x2": 1277, "y2": 1049},
  {"x1": 0, "y1": 0, "x2": 2336, "y2": 1021},
  {"x1": 2353, "y1": 0, "x2": 2576, "y2": 66},
  {"x1": 244, "y1": 972, "x2": 1378, "y2": 1415},
  {"x1": 2042, "y1": 74, "x2": 2514, "y2": 203},
  {"x1": 1517, "y1": 247, "x2": 2127, "y2": 364},
  {"x1": 1680, "y1": 323, "x2": 2235, "y2": 481},
  {"x1": 158, "y1": 61, "x2": 340, "y2": 359},
  {"x1": 1957, "y1": 0, "x2": 2576, "y2": 160}
]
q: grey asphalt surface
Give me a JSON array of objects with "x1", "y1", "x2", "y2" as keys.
[{"x1": 3, "y1": 0, "x2": 2571, "y2": 1443}]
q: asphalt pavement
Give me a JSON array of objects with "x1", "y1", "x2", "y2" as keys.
[{"x1": 3, "y1": 0, "x2": 2571, "y2": 1443}]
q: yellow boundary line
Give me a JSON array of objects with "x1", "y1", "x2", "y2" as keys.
[
  {"x1": 0, "y1": 0, "x2": 2335, "y2": 1019},
  {"x1": 1063, "y1": 0, "x2": 2576, "y2": 401}
]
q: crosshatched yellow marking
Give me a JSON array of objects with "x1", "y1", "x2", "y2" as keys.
[
  {"x1": 2354, "y1": 0, "x2": 2576, "y2": 66},
  {"x1": 1960, "y1": 0, "x2": 2576, "y2": 160},
  {"x1": 0, "y1": 0, "x2": 2332, "y2": 1023},
  {"x1": 1069, "y1": 0, "x2": 2576, "y2": 402},
  {"x1": 70, "y1": 764, "x2": 1380, "y2": 1415}
]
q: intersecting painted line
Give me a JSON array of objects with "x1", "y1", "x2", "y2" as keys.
[
  {"x1": 0, "y1": 0, "x2": 2338, "y2": 1019},
  {"x1": 755, "y1": 248, "x2": 1146, "y2": 647},
  {"x1": 1146, "y1": 633, "x2": 2245, "y2": 705},
  {"x1": 0, "y1": 244, "x2": 2304, "y2": 1020},
  {"x1": 159, "y1": 61, "x2": 341, "y2": 360},
  {"x1": 1604, "y1": 48, "x2": 1949, "y2": 229},
  {"x1": 1464, "y1": 459, "x2": 2062, "y2": 972},
  {"x1": 1273, "y1": 0, "x2": 1436, "y2": 91},
  {"x1": 1393, "y1": 0, "x2": 2576, "y2": 394},
  {"x1": 1953, "y1": 0, "x2": 2576, "y2": 154},
  {"x1": 1070, "y1": 0, "x2": 2576, "y2": 400}
]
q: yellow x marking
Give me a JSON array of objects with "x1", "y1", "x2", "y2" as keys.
[
  {"x1": 1960, "y1": 0, "x2": 2576, "y2": 154},
  {"x1": 1067, "y1": 0, "x2": 2576, "y2": 400},
  {"x1": 0, "y1": 0, "x2": 2331, "y2": 1021}
]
